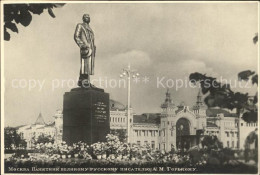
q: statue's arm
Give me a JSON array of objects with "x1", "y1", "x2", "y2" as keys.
[
  {"x1": 74, "y1": 24, "x2": 85, "y2": 48},
  {"x1": 93, "y1": 35, "x2": 96, "y2": 50}
]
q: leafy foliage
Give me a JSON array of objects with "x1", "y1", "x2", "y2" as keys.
[
  {"x1": 110, "y1": 129, "x2": 127, "y2": 142},
  {"x1": 4, "y1": 3, "x2": 65, "y2": 41},
  {"x1": 4, "y1": 127, "x2": 27, "y2": 150},
  {"x1": 189, "y1": 71, "x2": 258, "y2": 122},
  {"x1": 35, "y1": 134, "x2": 54, "y2": 144},
  {"x1": 253, "y1": 33, "x2": 258, "y2": 44},
  {"x1": 201, "y1": 135, "x2": 223, "y2": 150},
  {"x1": 244, "y1": 129, "x2": 258, "y2": 149}
]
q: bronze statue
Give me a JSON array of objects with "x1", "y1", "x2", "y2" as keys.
[{"x1": 74, "y1": 14, "x2": 96, "y2": 87}]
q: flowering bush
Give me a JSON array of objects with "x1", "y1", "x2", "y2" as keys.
[
  {"x1": 119, "y1": 143, "x2": 130, "y2": 156},
  {"x1": 5, "y1": 133, "x2": 253, "y2": 174},
  {"x1": 106, "y1": 134, "x2": 121, "y2": 155},
  {"x1": 91, "y1": 142, "x2": 107, "y2": 156},
  {"x1": 129, "y1": 144, "x2": 139, "y2": 159}
]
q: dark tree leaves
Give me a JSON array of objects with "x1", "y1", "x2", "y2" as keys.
[
  {"x1": 19, "y1": 9, "x2": 32, "y2": 27},
  {"x1": 4, "y1": 127, "x2": 27, "y2": 150},
  {"x1": 4, "y1": 27, "x2": 10, "y2": 41},
  {"x1": 189, "y1": 72, "x2": 258, "y2": 122},
  {"x1": 252, "y1": 74, "x2": 258, "y2": 85},
  {"x1": 242, "y1": 111, "x2": 257, "y2": 123},
  {"x1": 253, "y1": 33, "x2": 258, "y2": 44},
  {"x1": 28, "y1": 4, "x2": 45, "y2": 15},
  {"x1": 35, "y1": 134, "x2": 54, "y2": 144},
  {"x1": 48, "y1": 7, "x2": 56, "y2": 18},
  {"x1": 5, "y1": 22, "x2": 18, "y2": 33},
  {"x1": 238, "y1": 70, "x2": 255, "y2": 81},
  {"x1": 201, "y1": 135, "x2": 223, "y2": 150},
  {"x1": 4, "y1": 3, "x2": 65, "y2": 41}
]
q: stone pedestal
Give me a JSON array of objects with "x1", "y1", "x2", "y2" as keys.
[{"x1": 63, "y1": 87, "x2": 110, "y2": 145}]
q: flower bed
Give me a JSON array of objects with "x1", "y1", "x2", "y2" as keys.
[{"x1": 4, "y1": 134, "x2": 258, "y2": 174}]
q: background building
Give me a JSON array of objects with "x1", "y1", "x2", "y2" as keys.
[
  {"x1": 17, "y1": 111, "x2": 62, "y2": 149},
  {"x1": 17, "y1": 90, "x2": 257, "y2": 151}
]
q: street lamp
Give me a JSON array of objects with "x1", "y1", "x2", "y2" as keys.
[{"x1": 120, "y1": 64, "x2": 139, "y2": 143}]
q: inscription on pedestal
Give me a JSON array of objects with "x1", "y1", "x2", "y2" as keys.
[
  {"x1": 63, "y1": 88, "x2": 110, "y2": 145},
  {"x1": 93, "y1": 102, "x2": 108, "y2": 122}
]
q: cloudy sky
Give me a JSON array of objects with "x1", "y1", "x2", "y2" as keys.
[{"x1": 4, "y1": 2, "x2": 258, "y2": 126}]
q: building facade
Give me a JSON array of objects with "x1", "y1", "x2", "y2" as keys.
[
  {"x1": 109, "y1": 89, "x2": 257, "y2": 151},
  {"x1": 17, "y1": 111, "x2": 62, "y2": 149},
  {"x1": 17, "y1": 90, "x2": 257, "y2": 151}
]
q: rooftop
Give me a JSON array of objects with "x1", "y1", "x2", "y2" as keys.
[
  {"x1": 35, "y1": 113, "x2": 45, "y2": 125},
  {"x1": 206, "y1": 108, "x2": 238, "y2": 117},
  {"x1": 133, "y1": 113, "x2": 161, "y2": 124}
]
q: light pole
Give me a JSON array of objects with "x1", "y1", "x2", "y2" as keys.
[{"x1": 120, "y1": 64, "x2": 139, "y2": 143}]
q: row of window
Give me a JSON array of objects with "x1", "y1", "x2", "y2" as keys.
[
  {"x1": 241, "y1": 123, "x2": 258, "y2": 127},
  {"x1": 226, "y1": 131, "x2": 238, "y2": 138},
  {"x1": 134, "y1": 130, "x2": 174, "y2": 137},
  {"x1": 205, "y1": 131, "x2": 219, "y2": 134},
  {"x1": 161, "y1": 121, "x2": 175, "y2": 127},
  {"x1": 110, "y1": 117, "x2": 126, "y2": 123},
  {"x1": 136, "y1": 141, "x2": 167, "y2": 150},
  {"x1": 227, "y1": 140, "x2": 238, "y2": 148},
  {"x1": 224, "y1": 122, "x2": 238, "y2": 127}
]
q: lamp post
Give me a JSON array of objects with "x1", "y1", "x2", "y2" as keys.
[{"x1": 120, "y1": 64, "x2": 139, "y2": 143}]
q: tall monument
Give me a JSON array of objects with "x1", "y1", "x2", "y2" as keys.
[{"x1": 63, "y1": 14, "x2": 110, "y2": 145}]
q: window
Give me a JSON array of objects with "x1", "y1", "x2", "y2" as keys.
[
  {"x1": 241, "y1": 123, "x2": 243, "y2": 126},
  {"x1": 163, "y1": 144, "x2": 166, "y2": 150},
  {"x1": 231, "y1": 132, "x2": 234, "y2": 137},
  {"x1": 232, "y1": 141, "x2": 234, "y2": 148},
  {"x1": 226, "y1": 132, "x2": 229, "y2": 137},
  {"x1": 171, "y1": 130, "x2": 173, "y2": 136},
  {"x1": 151, "y1": 141, "x2": 155, "y2": 149},
  {"x1": 227, "y1": 141, "x2": 230, "y2": 148},
  {"x1": 137, "y1": 141, "x2": 141, "y2": 146},
  {"x1": 144, "y1": 141, "x2": 148, "y2": 145}
]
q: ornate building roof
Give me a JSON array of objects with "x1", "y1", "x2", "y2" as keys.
[
  {"x1": 110, "y1": 99, "x2": 126, "y2": 111},
  {"x1": 35, "y1": 113, "x2": 45, "y2": 125},
  {"x1": 206, "y1": 121, "x2": 218, "y2": 128},
  {"x1": 193, "y1": 89, "x2": 207, "y2": 110},
  {"x1": 161, "y1": 88, "x2": 175, "y2": 109},
  {"x1": 133, "y1": 113, "x2": 161, "y2": 124}
]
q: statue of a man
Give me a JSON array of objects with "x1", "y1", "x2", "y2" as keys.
[{"x1": 74, "y1": 14, "x2": 96, "y2": 87}]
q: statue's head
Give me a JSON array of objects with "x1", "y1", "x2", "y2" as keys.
[{"x1": 82, "y1": 14, "x2": 90, "y2": 24}]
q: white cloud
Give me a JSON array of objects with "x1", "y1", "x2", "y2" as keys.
[
  {"x1": 156, "y1": 59, "x2": 218, "y2": 78},
  {"x1": 108, "y1": 50, "x2": 151, "y2": 68}
]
